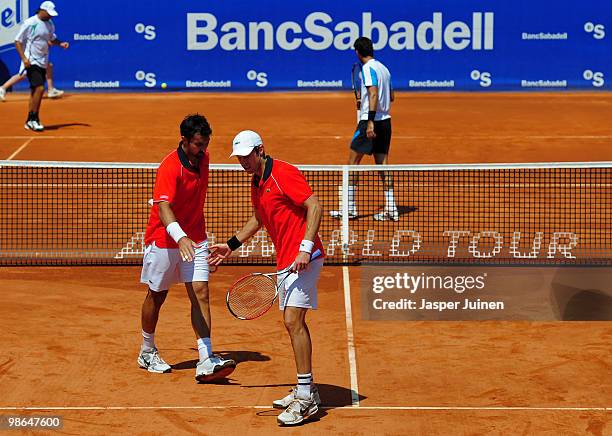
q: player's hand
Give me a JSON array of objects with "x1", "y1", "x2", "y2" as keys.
[
  {"x1": 208, "y1": 243, "x2": 232, "y2": 266},
  {"x1": 23, "y1": 59, "x2": 31, "y2": 69},
  {"x1": 366, "y1": 121, "x2": 376, "y2": 139},
  {"x1": 356, "y1": 100, "x2": 361, "y2": 110},
  {"x1": 178, "y1": 237, "x2": 196, "y2": 262},
  {"x1": 60, "y1": 42, "x2": 69, "y2": 49},
  {"x1": 292, "y1": 251, "x2": 311, "y2": 273}
]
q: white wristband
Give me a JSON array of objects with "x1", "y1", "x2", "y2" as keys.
[
  {"x1": 299, "y1": 239, "x2": 314, "y2": 254},
  {"x1": 166, "y1": 221, "x2": 187, "y2": 244}
]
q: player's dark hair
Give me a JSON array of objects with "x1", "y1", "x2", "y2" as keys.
[
  {"x1": 180, "y1": 114, "x2": 212, "y2": 141},
  {"x1": 353, "y1": 37, "x2": 374, "y2": 57}
]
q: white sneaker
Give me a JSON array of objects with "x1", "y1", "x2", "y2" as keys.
[
  {"x1": 273, "y1": 385, "x2": 321, "y2": 409},
  {"x1": 0, "y1": 88, "x2": 6, "y2": 102},
  {"x1": 329, "y1": 210, "x2": 357, "y2": 220},
  {"x1": 373, "y1": 209, "x2": 399, "y2": 221},
  {"x1": 47, "y1": 88, "x2": 64, "y2": 98},
  {"x1": 137, "y1": 347, "x2": 171, "y2": 373},
  {"x1": 24, "y1": 120, "x2": 44, "y2": 132},
  {"x1": 195, "y1": 354, "x2": 236, "y2": 382},
  {"x1": 277, "y1": 394, "x2": 319, "y2": 426}
]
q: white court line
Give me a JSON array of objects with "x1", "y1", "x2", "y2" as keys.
[
  {"x1": 6, "y1": 138, "x2": 34, "y2": 160},
  {"x1": 343, "y1": 265, "x2": 360, "y2": 407},
  {"x1": 0, "y1": 135, "x2": 611, "y2": 140},
  {"x1": 0, "y1": 406, "x2": 608, "y2": 411},
  {"x1": 2, "y1": 182, "x2": 611, "y2": 190}
]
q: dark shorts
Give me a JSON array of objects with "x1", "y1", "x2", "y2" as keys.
[
  {"x1": 350, "y1": 118, "x2": 392, "y2": 155},
  {"x1": 26, "y1": 65, "x2": 46, "y2": 89}
]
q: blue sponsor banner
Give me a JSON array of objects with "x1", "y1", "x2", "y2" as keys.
[{"x1": 0, "y1": 0, "x2": 609, "y2": 91}]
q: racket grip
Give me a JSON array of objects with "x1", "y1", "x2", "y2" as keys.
[
  {"x1": 311, "y1": 249, "x2": 322, "y2": 261},
  {"x1": 283, "y1": 249, "x2": 322, "y2": 274}
]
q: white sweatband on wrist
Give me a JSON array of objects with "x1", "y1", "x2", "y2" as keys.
[
  {"x1": 166, "y1": 221, "x2": 187, "y2": 244},
  {"x1": 299, "y1": 239, "x2": 314, "y2": 254}
]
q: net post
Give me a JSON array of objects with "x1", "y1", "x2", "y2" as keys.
[{"x1": 342, "y1": 165, "x2": 350, "y2": 263}]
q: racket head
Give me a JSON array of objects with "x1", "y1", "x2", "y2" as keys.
[
  {"x1": 226, "y1": 273, "x2": 278, "y2": 320},
  {"x1": 351, "y1": 62, "x2": 362, "y2": 101}
]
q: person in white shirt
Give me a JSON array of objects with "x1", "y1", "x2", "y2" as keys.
[
  {"x1": 330, "y1": 37, "x2": 398, "y2": 221},
  {"x1": 14, "y1": 1, "x2": 69, "y2": 131}
]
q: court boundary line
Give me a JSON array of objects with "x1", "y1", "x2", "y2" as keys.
[
  {"x1": 6, "y1": 138, "x2": 34, "y2": 161},
  {"x1": 2, "y1": 160, "x2": 612, "y2": 171},
  {"x1": 342, "y1": 265, "x2": 360, "y2": 407},
  {"x1": 0, "y1": 406, "x2": 609, "y2": 412},
  {"x1": 0, "y1": 134, "x2": 610, "y2": 140}
]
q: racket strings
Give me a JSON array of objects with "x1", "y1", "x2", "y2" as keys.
[{"x1": 227, "y1": 275, "x2": 277, "y2": 319}]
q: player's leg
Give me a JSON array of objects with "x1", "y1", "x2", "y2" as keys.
[
  {"x1": 284, "y1": 307, "x2": 313, "y2": 383},
  {"x1": 6, "y1": 73, "x2": 26, "y2": 88},
  {"x1": 373, "y1": 119, "x2": 398, "y2": 221},
  {"x1": 30, "y1": 85, "x2": 44, "y2": 113},
  {"x1": 0, "y1": 73, "x2": 26, "y2": 101},
  {"x1": 141, "y1": 289, "x2": 167, "y2": 335},
  {"x1": 138, "y1": 243, "x2": 175, "y2": 373},
  {"x1": 276, "y1": 259, "x2": 323, "y2": 425},
  {"x1": 24, "y1": 67, "x2": 46, "y2": 131},
  {"x1": 182, "y1": 242, "x2": 235, "y2": 382},
  {"x1": 46, "y1": 63, "x2": 64, "y2": 98},
  {"x1": 138, "y1": 289, "x2": 171, "y2": 373}
]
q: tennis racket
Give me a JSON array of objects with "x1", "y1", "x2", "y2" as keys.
[
  {"x1": 351, "y1": 62, "x2": 362, "y2": 122},
  {"x1": 226, "y1": 249, "x2": 322, "y2": 320}
]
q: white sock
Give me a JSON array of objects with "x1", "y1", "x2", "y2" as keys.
[
  {"x1": 385, "y1": 189, "x2": 397, "y2": 210},
  {"x1": 296, "y1": 373, "x2": 313, "y2": 400},
  {"x1": 348, "y1": 185, "x2": 356, "y2": 213},
  {"x1": 142, "y1": 330, "x2": 155, "y2": 351},
  {"x1": 197, "y1": 337, "x2": 212, "y2": 361}
]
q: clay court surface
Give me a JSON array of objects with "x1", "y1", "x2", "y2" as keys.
[{"x1": 0, "y1": 92, "x2": 610, "y2": 434}]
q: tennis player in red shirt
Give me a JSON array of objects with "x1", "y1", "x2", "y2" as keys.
[
  {"x1": 209, "y1": 130, "x2": 324, "y2": 425},
  {"x1": 138, "y1": 114, "x2": 235, "y2": 382}
]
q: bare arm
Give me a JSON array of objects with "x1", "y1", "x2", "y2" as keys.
[
  {"x1": 302, "y1": 194, "x2": 322, "y2": 243},
  {"x1": 366, "y1": 85, "x2": 378, "y2": 139},
  {"x1": 368, "y1": 85, "x2": 378, "y2": 111},
  {"x1": 293, "y1": 194, "x2": 322, "y2": 272},
  {"x1": 390, "y1": 87, "x2": 395, "y2": 102},
  {"x1": 158, "y1": 201, "x2": 178, "y2": 227},
  {"x1": 50, "y1": 39, "x2": 69, "y2": 49},
  {"x1": 158, "y1": 201, "x2": 196, "y2": 262},
  {"x1": 14, "y1": 41, "x2": 29, "y2": 67}
]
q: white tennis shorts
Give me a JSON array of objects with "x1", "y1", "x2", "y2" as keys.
[
  {"x1": 140, "y1": 240, "x2": 210, "y2": 292},
  {"x1": 277, "y1": 258, "x2": 324, "y2": 310}
]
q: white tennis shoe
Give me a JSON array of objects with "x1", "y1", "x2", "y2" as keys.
[
  {"x1": 373, "y1": 208, "x2": 399, "y2": 221},
  {"x1": 137, "y1": 347, "x2": 171, "y2": 373},
  {"x1": 0, "y1": 88, "x2": 6, "y2": 102},
  {"x1": 329, "y1": 209, "x2": 357, "y2": 220},
  {"x1": 195, "y1": 354, "x2": 236, "y2": 382},
  {"x1": 277, "y1": 393, "x2": 319, "y2": 426},
  {"x1": 47, "y1": 88, "x2": 64, "y2": 98},
  {"x1": 24, "y1": 120, "x2": 44, "y2": 132},
  {"x1": 273, "y1": 385, "x2": 321, "y2": 409}
]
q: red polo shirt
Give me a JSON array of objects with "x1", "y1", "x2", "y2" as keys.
[
  {"x1": 251, "y1": 158, "x2": 325, "y2": 269},
  {"x1": 145, "y1": 146, "x2": 209, "y2": 248}
]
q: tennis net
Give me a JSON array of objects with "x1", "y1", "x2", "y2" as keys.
[{"x1": 1, "y1": 160, "x2": 610, "y2": 265}]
